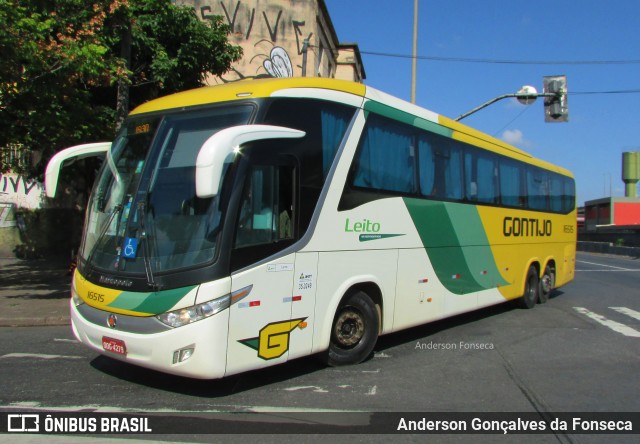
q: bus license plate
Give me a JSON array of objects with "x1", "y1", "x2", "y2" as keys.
[{"x1": 102, "y1": 337, "x2": 127, "y2": 356}]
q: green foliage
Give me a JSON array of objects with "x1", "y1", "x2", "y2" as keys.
[
  {"x1": 122, "y1": 0, "x2": 242, "y2": 107},
  {"x1": 0, "y1": 0, "x2": 241, "y2": 178}
]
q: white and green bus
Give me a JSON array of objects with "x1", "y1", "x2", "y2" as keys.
[{"x1": 46, "y1": 78, "x2": 576, "y2": 379}]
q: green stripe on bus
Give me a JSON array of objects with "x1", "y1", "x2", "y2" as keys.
[
  {"x1": 403, "y1": 198, "x2": 507, "y2": 295},
  {"x1": 107, "y1": 285, "x2": 197, "y2": 315},
  {"x1": 445, "y1": 204, "x2": 508, "y2": 290},
  {"x1": 363, "y1": 101, "x2": 453, "y2": 138}
]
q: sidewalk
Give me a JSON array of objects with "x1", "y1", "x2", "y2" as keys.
[{"x1": 0, "y1": 257, "x2": 72, "y2": 327}]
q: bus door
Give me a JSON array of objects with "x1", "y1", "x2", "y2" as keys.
[{"x1": 225, "y1": 157, "x2": 303, "y2": 375}]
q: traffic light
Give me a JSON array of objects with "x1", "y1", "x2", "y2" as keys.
[{"x1": 543, "y1": 75, "x2": 568, "y2": 122}]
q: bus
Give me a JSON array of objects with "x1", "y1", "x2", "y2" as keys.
[{"x1": 45, "y1": 77, "x2": 576, "y2": 379}]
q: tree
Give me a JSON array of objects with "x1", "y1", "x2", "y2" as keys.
[
  {"x1": 106, "y1": 0, "x2": 244, "y2": 129},
  {"x1": 0, "y1": 0, "x2": 241, "y2": 178},
  {"x1": 0, "y1": 0, "x2": 122, "y2": 177}
]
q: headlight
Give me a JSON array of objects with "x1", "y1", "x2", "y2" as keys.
[
  {"x1": 157, "y1": 295, "x2": 230, "y2": 328},
  {"x1": 156, "y1": 285, "x2": 252, "y2": 328}
]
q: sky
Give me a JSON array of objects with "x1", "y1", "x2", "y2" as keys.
[{"x1": 324, "y1": 0, "x2": 640, "y2": 206}]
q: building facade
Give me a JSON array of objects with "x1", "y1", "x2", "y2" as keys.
[
  {"x1": 583, "y1": 197, "x2": 640, "y2": 231},
  {"x1": 176, "y1": 0, "x2": 365, "y2": 82}
]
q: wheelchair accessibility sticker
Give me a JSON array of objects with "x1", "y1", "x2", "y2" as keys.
[{"x1": 122, "y1": 237, "x2": 138, "y2": 259}]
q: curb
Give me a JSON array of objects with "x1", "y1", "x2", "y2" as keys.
[{"x1": 0, "y1": 316, "x2": 71, "y2": 328}]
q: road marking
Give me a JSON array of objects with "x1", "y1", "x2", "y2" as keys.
[
  {"x1": 574, "y1": 260, "x2": 640, "y2": 272},
  {"x1": 610, "y1": 307, "x2": 640, "y2": 322},
  {"x1": 283, "y1": 385, "x2": 328, "y2": 393},
  {"x1": 576, "y1": 260, "x2": 632, "y2": 270},
  {"x1": 573, "y1": 307, "x2": 640, "y2": 338},
  {"x1": 4, "y1": 402, "x2": 360, "y2": 414},
  {"x1": 53, "y1": 338, "x2": 78, "y2": 343},
  {"x1": 575, "y1": 268, "x2": 639, "y2": 272},
  {"x1": 373, "y1": 351, "x2": 391, "y2": 358},
  {"x1": 0, "y1": 353, "x2": 83, "y2": 360}
]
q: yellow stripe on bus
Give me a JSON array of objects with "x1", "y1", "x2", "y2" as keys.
[
  {"x1": 131, "y1": 77, "x2": 367, "y2": 115},
  {"x1": 74, "y1": 269, "x2": 124, "y2": 309}
]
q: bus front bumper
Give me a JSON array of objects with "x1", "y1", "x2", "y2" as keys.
[{"x1": 70, "y1": 300, "x2": 230, "y2": 379}]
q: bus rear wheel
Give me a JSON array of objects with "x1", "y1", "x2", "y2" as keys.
[
  {"x1": 326, "y1": 290, "x2": 379, "y2": 366},
  {"x1": 539, "y1": 264, "x2": 555, "y2": 304},
  {"x1": 517, "y1": 265, "x2": 539, "y2": 309}
]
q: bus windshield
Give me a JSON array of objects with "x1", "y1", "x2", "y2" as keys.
[{"x1": 80, "y1": 105, "x2": 254, "y2": 276}]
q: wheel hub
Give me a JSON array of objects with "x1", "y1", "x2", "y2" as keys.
[
  {"x1": 334, "y1": 309, "x2": 364, "y2": 347},
  {"x1": 541, "y1": 275, "x2": 552, "y2": 293}
]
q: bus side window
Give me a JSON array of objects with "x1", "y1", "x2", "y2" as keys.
[
  {"x1": 527, "y1": 167, "x2": 550, "y2": 211},
  {"x1": 499, "y1": 158, "x2": 525, "y2": 208},
  {"x1": 549, "y1": 176, "x2": 563, "y2": 212},
  {"x1": 563, "y1": 177, "x2": 576, "y2": 212},
  {"x1": 351, "y1": 115, "x2": 417, "y2": 194},
  {"x1": 432, "y1": 142, "x2": 463, "y2": 200},
  {"x1": 235, "y1": 164, "x2": 295, "y2": 249},
  {"x1": 464, "y1": 150, "x2": 498, "y2": 204},
  {"x1": 418, "y1": 135, "x2": 435, "y2": 196}
]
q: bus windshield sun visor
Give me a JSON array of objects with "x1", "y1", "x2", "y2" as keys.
[
  {"x1": 45, "y1": 142, "x2": 112, "y2": 198},
  {"x1": 195, "y1": 125, "x2": 305, "y2": 198}
]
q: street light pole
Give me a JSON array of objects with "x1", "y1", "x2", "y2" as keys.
[
  {"x1": 411, "y1": 0, "x2": 418, "y2": 104},
  {"x1": 455, "y1": 86, "x2": 560, "y2": 121},
  {"x1": 454, "y1": 94, "x2": 518, "y2": 121}
]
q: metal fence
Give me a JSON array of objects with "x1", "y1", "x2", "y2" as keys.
[
  {"x1": 0, "y1": 144, "x2": 30, "y2": 170},
  {"x1": 578, "y1": 241, "x2": 640, "y2": 258}
]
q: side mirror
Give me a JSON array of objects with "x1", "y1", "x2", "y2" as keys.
[
  {"x1": 195, "y1": 125, "x2": 305, "y2": 198},
  {"x1": 45, "y1": 142, "x2": 111, "y2": 198}
]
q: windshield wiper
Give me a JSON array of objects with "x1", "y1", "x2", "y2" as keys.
[
  {"x1": 87, "y1": 204, "x2": 123, "y2": 269},
  {"x1": 137, "y1": 201, "x2": 158, "y2": 290}
]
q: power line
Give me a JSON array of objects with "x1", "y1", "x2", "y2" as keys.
[
  {"x1": 336, "y1": 48, "x2": 640, "y2": 94},
  {"x1": 336, "y1": 48, "x2": 640, "y2": 101},
  {"x1": 570, "y1": 89, "x2": 640, "y2": 95},
  {"x1": 355, "y1": 49, "x2": 640, "y2": 65},
  {"x1": 493, "y1": 105, "x2": 532, "y2": 137}
]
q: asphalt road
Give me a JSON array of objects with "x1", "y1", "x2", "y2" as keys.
[{"x1": 1, "y1": 252, "x2": 639, "y2": 442}]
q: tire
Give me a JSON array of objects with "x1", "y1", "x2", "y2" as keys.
[
  {"x1": 517, "y1": 265, "x2": 539, "y2": 309},
  {"x1": 539, "y1": 264, "x2": 555, "y2": 304},
  {"x1": 325, "y1": 290, "x2": 379, "y2": 366}
]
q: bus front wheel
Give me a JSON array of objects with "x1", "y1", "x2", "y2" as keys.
[
  {"x1": 326, "y1": 290, "x2": 379, "y2": 366},
  {"x1": 517, "y1": 266, "x2": 540, "y2": 309}
]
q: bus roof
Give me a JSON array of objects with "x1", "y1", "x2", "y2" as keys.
[
  {"x1": 129, "y1": 77, "x2": 366, "y2": 115},
  {"x1": 129, "y1": 77, "x2": 572, "y2": 178}
]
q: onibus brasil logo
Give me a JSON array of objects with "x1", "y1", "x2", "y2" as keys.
[{"x1": 239, "y1": 318, "x2": 307, "y2": 360}]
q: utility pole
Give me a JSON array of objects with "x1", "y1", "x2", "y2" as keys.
[
  {"x1": 301, "y1": 38, "x2": 309, "y2": 77},
  {"x1": 411, "y1": 0, "x2": 418, "y2": 104}
]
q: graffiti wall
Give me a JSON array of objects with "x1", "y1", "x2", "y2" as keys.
[
  {"x1": 179, "y1": 0, "x2": 336, "y2": 82},
  {"x1": 0, "y1": 173, "x2": 43, "y2": 209}
]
